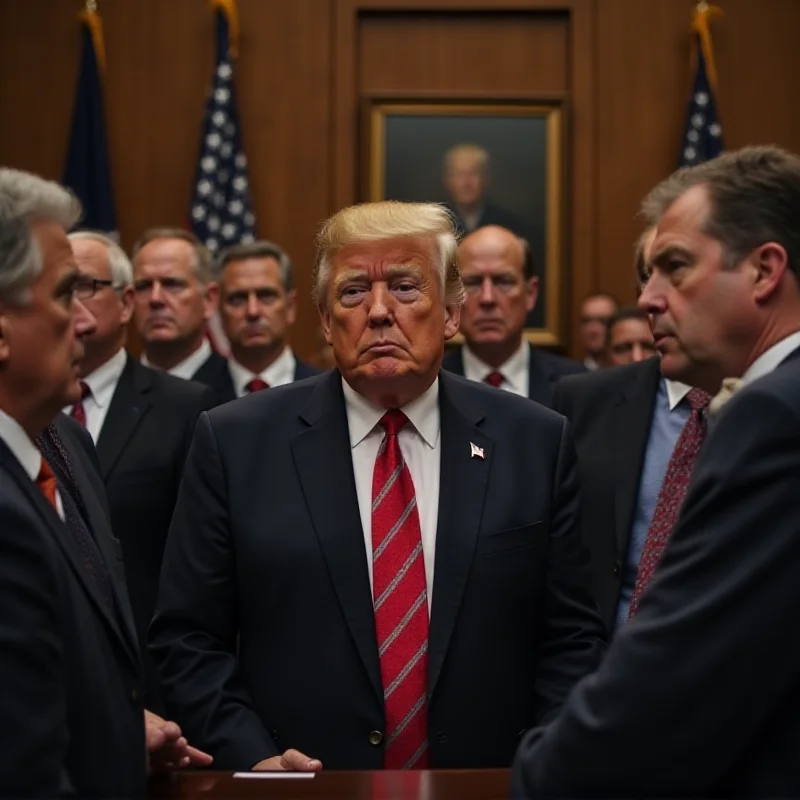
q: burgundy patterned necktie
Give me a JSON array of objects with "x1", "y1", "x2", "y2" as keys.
[
  {"x1": 70, "y1": 381, "x2": 91, "y2": 426},
  {"x1": 371, "y1": 410, "x2": 429, "y2": 770},
  {"x1": 246, "y1": 378, "x2": 269, "y2": 393},
  {"x1": 628, "y1": 388, "x2": 711, "y2": 618},
  {"x1": 483, "y1": 371, "x2": 504, "y2": 388}
]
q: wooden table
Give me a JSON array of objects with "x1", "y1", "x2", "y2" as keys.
[{"x1": 149, "y1": 769, "x2": 512, "y2": 799}]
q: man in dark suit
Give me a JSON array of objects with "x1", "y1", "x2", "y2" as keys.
[
  {"x1": 67, "y1": 231, "x2": 215, "y2": 712},
  {"x1": 513, "y1": 146, "x2": 800, "y2": 796},
  {"x1": 442, "y1": 144, "x2": 525, "y2": 237},
  {"x1": 199, "y1": 240, "x2": 320, "y2": 404},
  {"x1": 151, "y1": 200, "x2": 605, "y2": 772},
  {"x1": 442, "y1": 225, "x2": 584, "y2": 407},
  {"x1": 0, "y1": 169, "x2": 210, "y2": 796},
  {"x1": 131, "y1": 227, "x2": 226, "y2": 383}
]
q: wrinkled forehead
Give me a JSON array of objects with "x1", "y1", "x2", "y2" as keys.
[
  {"x1": 331, "y1": 237, "x2": 436, "y2": 278},
  {"x1": 134, "y1": 238, "x2": 195, "y2": 271}
]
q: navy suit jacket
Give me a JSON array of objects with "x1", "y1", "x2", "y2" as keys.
[
  {"x1": 150, "y1": 369, "x2": 605, "y2": 770},
  {"x1": 0, "y1": 414, "x2": 146, "y2": 797},
  {"x1": 513, "y1": 346, "x2": 800, "y2": 797},
  {"x1": 441, "y1": 344, "x2": 585, "y2": 408},
  {"x1": 552, "y1": 358, "x2": 661, "y2": 629},
  {"x1": 193, "y1": 351, "x2": 321, "y2": 405}
]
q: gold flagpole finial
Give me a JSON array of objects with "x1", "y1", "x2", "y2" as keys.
[{"x1": 85, "y1": 0, "x2": 97, "y2": 11}]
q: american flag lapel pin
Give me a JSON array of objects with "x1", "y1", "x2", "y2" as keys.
[{"x1": 470, "y1": 442, "x2": 485, "y2": 460}]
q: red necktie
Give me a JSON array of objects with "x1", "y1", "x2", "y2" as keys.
[
  {"x1": 36, "y1": 459, "x2": 59, "y2": 510},
  {"x1": 483, "y1": 371, "x2": 504, "y2": 388},
  {"x1": 70, "y1": 381, "x2": 91, "y2": 426},
  {"x1": 628, "y1": 388, "x2": 711, "y2": 618},
  {"x1": 245, "y1": 378, "x2": 269, "y2": 393},
  {"x1": 371, "y1": 410, "x2": 429, "y2": 770}
]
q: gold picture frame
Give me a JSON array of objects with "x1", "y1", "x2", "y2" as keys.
[{"x1": 363, "y1": 95, "x2": 566, "y2": 347}]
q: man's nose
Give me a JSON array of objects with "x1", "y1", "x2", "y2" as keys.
[{"x1": 478, "y1": 277, "x2": 496, "y2": 305}]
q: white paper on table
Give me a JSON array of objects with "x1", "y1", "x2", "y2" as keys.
[{"x1": 233, "y1": 772, "x2": 316, "y2": 779}]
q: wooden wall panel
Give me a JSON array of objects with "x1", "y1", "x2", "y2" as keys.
[
  {"x1": 3, "y1": 0, "x2": 800, "y2": 357},
  {"x1": 596, "y1": 0, "x2": 800, "y2": 309},
  {"x1": 0, "y1": 0, "x2": 332, "y2": 361}
]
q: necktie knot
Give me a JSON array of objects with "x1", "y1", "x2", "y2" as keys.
[
  {"x1": 246, "y1": 378, "x2": 269, "y2": 393},
  {"x1": 379, "y1": 409, "x2": 409, "y2": 437},
  {"x1": 484, "y1": 371, "x2": 504, "y2": 388},
  {"x1": 36, "y1": 458, "x2": 58, "y2": 509},
  {"x1": 686, "y1": 388, "x2": 711, "y2": 411}
]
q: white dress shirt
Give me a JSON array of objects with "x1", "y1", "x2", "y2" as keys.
[
  {"x1": 142, "y1": 338, "x2": 212, "y2": 380},
  {"x1": 0, "y1": 409, "x2": 63, "y2": 518},
  {"x1": 342, "y1": 377, "x2": 440, "y2": 610},
  {"x1": 228, "y1": 347, "x2": 297, "y2": 398},
  {"x1": 62, "y1": 347, "x2": 127, "y2": 443},
  {"x1": 461, "y1": 339, "x2": 529, "y2": 397},
  {"x1": 665, "y1": 378, "x2": 692, "y2": 410},
  {"x1": 741, "y1": 330, "x2": 800, "y2": 387}
]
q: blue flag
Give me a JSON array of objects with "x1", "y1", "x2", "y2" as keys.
[
  {"x1": 678, "y1": 24, "x2": 723, "y2": 167},
  {"x1": 189, "y1": 0, "x2": 256, "y2": 257},
  {"x1": 62, "y1": 9, "x2": 116, "y2": 234}
]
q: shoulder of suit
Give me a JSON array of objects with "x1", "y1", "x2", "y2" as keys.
[
  {"x1": 440, "y1": 347, "x2": 463, "y2": 371},
  {"x1": 555, "y1": 357, "x2": 658, "y2": 400},
  {"x1": 136, "y1": 360, "x2": 214, "y2": 403},
  {"x1": 533, "y1": 348, "x2": 586, "y2": 377}
]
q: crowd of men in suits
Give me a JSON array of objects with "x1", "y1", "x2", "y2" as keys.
[{"x1": 1, "y1": 142, "x2": 800, "y2": 797}]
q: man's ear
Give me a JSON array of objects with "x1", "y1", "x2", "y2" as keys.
[
  {"x1": 751, "y1": 242, "x2": 788, "y2": 303},
  {"x1": 318, "y1": 305, "x2": 332, "y2": 344}
]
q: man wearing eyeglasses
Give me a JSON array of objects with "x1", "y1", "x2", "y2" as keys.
[
  {"x1": 67, "y1": 231, "x2": 215, "y2": 714},
  {"x1": 441, "y1": 225, "x2": 584, "y2": 408},
  {"x1": 131, "y1": 228, "x2": 226, "y2": 384},
  {"x1": 199, "y1": 241, "x2": 320, "y2": 403}
]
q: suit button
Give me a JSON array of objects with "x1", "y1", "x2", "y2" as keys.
[
  {"x1": 369, "y1": 730, "x2": 383, "y2": 746},
  {"x1": 613, "y1": 559, "x2": 621, "y2": 576}
]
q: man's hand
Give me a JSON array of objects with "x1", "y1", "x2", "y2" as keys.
[
  {"x1": 252, "y1": 749, "x2": 322, "y2": 772},
  {"x1": 145, "y1": 709, "x2": 214, "y2": 774}
]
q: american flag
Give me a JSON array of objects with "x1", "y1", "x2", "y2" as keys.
[
  {"x1": 678, "y1": 3, "x2": 723, "y2": 167},
  {"x1": 189, "y1": 0, "x2": 256, "y2": 257}
]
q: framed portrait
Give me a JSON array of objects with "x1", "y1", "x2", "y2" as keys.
[{"x1": 363, "y1": 95, "x2": 566, "y2": 346}]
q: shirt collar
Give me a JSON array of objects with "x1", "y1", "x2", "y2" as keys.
[
  {"x1": 741, "y1": 330, "x2": 800, "y2": 387},
  {"x1": 228, "y1": 347, "x2": 296, "y2": 396},
  {"x1": 461, "y1": 339, "x2": 529, "y2": 394},
  {"x1": 142, "y1": 338, "x2": 212, "y2": 380},
  {"x1": 81, "y1": 348, "x2": 127, "y2": 409},
  {"x1": 665, "y1": 378, "x2": 692, "y2": 411},
  {"x1": 0, "y1": 409, "x2": 42, "y2": 481},
  {"x1": 341, "y1": 376, "x2": 440, "y2": 450}
]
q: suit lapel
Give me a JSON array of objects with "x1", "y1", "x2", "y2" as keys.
[
  {"x1": 527, "y1": 346, "x2": 553, "y2": 405},
  {"x1": 612, "y1": 359, "x2": 660, "y2": 558},
  {"x1": 290, "y1": 371, "x2": 383, "y2": 705},
  {"x1": 95, "y1": 356, "x2": 152, "y2": 479},
  {"x1": 0, "y1": 438, "x2": 140, "y2": 670},
  {"x1": 428, "y1": 372, "x2": 491, "y2": 699},
  {"x1": 54, "y1": 419, "x2": 142, "y2": 666}
]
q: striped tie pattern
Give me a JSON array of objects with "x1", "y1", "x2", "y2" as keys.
[{"x1": 371, "y1": 410, "x2": 429, "y2": 770}]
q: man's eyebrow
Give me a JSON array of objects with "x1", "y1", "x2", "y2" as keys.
[
  {"x1": 332, "y1": 264, "x2": 423, "y2": 287},
  {"x1": 651, "y1": 245, "x2": 693, "y2": 267}
]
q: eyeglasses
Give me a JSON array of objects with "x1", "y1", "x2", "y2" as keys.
[{"x1": 73, "y1": 276, "x2": 120, "y2": 300}]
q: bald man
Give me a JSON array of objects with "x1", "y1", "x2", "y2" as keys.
[{"x1": 442, "y1": 226, "x2": 584, "y2": 407}]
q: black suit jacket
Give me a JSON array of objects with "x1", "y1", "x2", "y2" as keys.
[
  {"x1": 196, "y1": 352, "x2": 322, "y2": 405},
  {"x1": 444, "y1": 201, "x2": 526, "y2": 238},
  {"x1": 0, "y1": 414, "x2": 146, "y2": 798},
  {"x1": 552, "y1": 357, "x2": 661, "y2": 629},
  {"x1": 150, "y1": 369, "x2": 605, "y2": 770},
  {"x1": 441, "y1": 344, "x2": 585, "y2": 408},
  {"x1": 512, "y1": 346, "x2": 800, "y2": 797},
  {"x1": 96, "y1": 355, "x2": 214, "y2": 711}
]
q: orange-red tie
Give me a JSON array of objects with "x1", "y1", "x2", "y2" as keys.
[{"x1": 36, "y1": 459, "x2": 59, "y2": 511}]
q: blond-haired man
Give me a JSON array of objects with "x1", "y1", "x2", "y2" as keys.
[{"x1": 151, "y1": 201, "x2": 604, "y2": 772}]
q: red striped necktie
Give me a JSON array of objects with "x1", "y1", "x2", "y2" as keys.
[{"x1": 371, "y1": 410, "x2": 429, "y2": 770}]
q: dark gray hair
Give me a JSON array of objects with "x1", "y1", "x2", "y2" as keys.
[
  {"x1": 131, "y1": 227, "x2": 214, "y2": 284},
  {"x1": 217, "y1": 240, "x2": 295, "y2": 292},
  {"x1": 0, "y1": 169, "x2": 81, "y2": 305},
  {"x1": 68, "y1": 230, "x2": 134, "y2": 288},
  {"x1": 642, "y1": 145, "x2": 800, "y2": 276}
]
